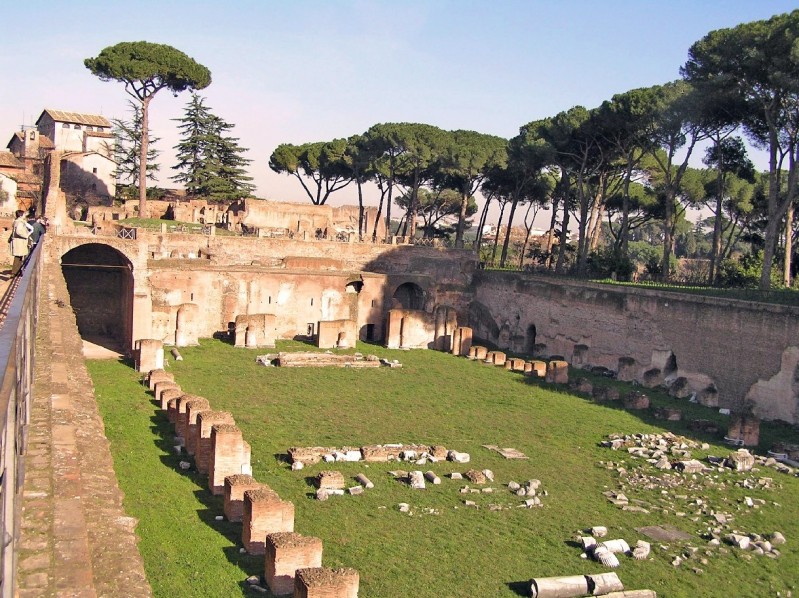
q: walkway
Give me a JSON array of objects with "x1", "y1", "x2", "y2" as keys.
[{"x1": 15, "y1": 259, "x2": 151, "y2": 597}]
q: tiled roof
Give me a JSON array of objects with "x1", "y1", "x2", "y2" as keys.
[
  {"x1": 38, "y1": 135, "x2": 54, "y2": 148},
  {"x1": 85, "y1": 131, "x2": 114, "y2": 139},
  {"x1": 36, "y1": 109, "x2": 111, "y2": 128},
  {"x1": 0, "y1": 152, "x2": 23, "y2": 169},
  {"x1": 6, "y1": 132, "x2": 23, "y2": 149}
]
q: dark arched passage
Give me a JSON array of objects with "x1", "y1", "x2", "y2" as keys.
[
  {"x1": 61, "y1": 243, "x2": 134, "y2": 351},
  {"x1": 393, "y1": 282, "x2": 425, "y2": 310}
]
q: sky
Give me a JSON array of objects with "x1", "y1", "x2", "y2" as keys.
[{"x1": 1, "y1": 1, "x2": 796, "y2": 225}]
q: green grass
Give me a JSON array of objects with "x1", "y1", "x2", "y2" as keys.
[{"x1": 88, "y1": 340, "x2": 799, "y2": 597}]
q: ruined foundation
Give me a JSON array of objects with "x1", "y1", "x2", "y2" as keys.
[
  {"x1": 224, "y1": 474, "x2": 264, "y2": 522},
  {"x1": 265, "y1": 532, "x2": 323, "y2": 596},
  {"x1": 293, "y1": 567, "x2": 359, "y2": 598},
  {"x1": 242, "y1": 488, "x2": 295, "y2": 555}
]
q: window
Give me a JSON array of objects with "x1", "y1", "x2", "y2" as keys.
[
  {"x1": 92, "y1": 167, "x2": 98, "y2": 174},
  {"x1": 85, "y1": 126, "x2": 93, "y2": 132},
  {"x1": 62, "y1": 123, "x2": 69, "y2": 129},
  {"x1": 96, "y1": 127, "x2": 104, "y2": 132},
  {"x1": 74, "y1": 124, "x2": 81, "y2": 130},
  {"x1": 28, "y1": 131, "x2": 35, "y2": 140}
]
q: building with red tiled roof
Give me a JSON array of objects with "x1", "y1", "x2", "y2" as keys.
[{"x1": 35, "y1": 109, "x2": 113, "y2": 157}]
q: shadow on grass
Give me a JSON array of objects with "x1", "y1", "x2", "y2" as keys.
[
  {"x1": 147, "y1": 410, "x2": 266, "y2": 585},
  {"x1": 506, "y1": 580, "x2": 530, "y2": 596}
]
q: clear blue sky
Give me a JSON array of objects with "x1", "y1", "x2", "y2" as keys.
[{"x1": 1, "y1": 1, "x2": 795, "y2": 219}]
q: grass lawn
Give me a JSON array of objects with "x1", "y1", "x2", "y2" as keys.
[{"x1": 87, "y1": 340, "x2": 799, "y2": 597}]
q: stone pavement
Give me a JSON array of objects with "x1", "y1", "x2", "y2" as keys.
[{"x1": 15, "y1": 260, "x2": 152, "y2": 597}]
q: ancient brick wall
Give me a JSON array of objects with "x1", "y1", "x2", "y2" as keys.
[{"x1": 472, "y1": 271, "x2": 799, "y2": 422}]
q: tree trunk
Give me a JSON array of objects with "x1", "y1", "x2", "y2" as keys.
[
  {"x1": 784, "y1": 204, "x2": 793, "y2": 287},
  {"x1": 619, "y1": 155, "x2": 633, "y2": 257},
  {"x1": 356, "y1": 177, "x2": 364, "y2": 240},
  {"x1": 407, "y1": 168, "x2": 419, "y2": 241},
  {"x1": 385, "y1": 180, "x2": 393, "y2": 243},
  {"x1": 138, "y1": 96, "x2": 152, "y2": 218},
  {"x1": 661, "y1": 193, "x2": 674, "y2": 281},
  {"x1": 499, "y1": 194, "x2": 520, "y2": 268},
  {"x1": 544, "y1": 198, "x2": 559, "y2": 270},
  {"x1": 491, "y1": 202, "x2": 507, "y2": 265},
  {"x1": 475, "y1": 194, "x2": 492, "y2": 248},
  {"x1": 455, "y1": 186, "x2": 469, "y2": 248}
]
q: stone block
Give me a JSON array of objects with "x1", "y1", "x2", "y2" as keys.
[
  {"x1": 570, "y1": 377, "x2": 593, "y2": 394},
  {"x1": 154, "y1": 381, "x2": 181, "y2": 404},
  {"x1": 505, "y1": 358, "x2": 526, "y2": 372},
  {"x1": 166, "y1": 397, "x2": 180, "y2": 424},
  {"x1": 727, "y1": 413, "x2": 760, "y2": 447},
  {"x1": 135, "y1": 339, "x2": 164, "y2": 373},
  {"x1": 592, "y1": 385, "x2": 620, "y2": 402},
  {"x1": 224, "y1": 474, "x2": 266, "y2": 522},
  {"x1": 147, "y1": 370, "x2": 174, "y2": 391},
  {"x1": 545, "y1": 360, "x2": 569, "y2": 384},
  {"x1": 317, "y1": 319, "x2": 358, "y2": 349},
  {"x1": 624, "y1": 391, "x2": 650, "y2": 410},
  {"x1": 160, "y1": 387, "x2": 184, "y2": 411},
  {"x1": 617, "y1": 356, "x2": 638, "y2": 382},
  {"x1": 197, "y1": 411, "x2": 235, "y2": 474},
  {"x1": 265, "y1": 532, "x2": 323, "y2": 596},
  {"x1": 294, "y1": 567, "x2": 359, "y2": 598},
  {"x1": 642, "y1": 368, "x2": 663, "y2": 388},
  {"x1": 469, "y1": 346, "x2": 488, "y2": 361},
  {"x1": 524, "y1": 360, "x2": 547, "y2": 378},
  {"x1": 176, "y1": 394, "x2": 203, "y2": 441},
  {"x1": 242, "y1": 489, "x2": 295, "y2": 555},
  {"x1": 175, "y1": 303, "x2": 200, "y2": 347},
  {"x1": 698, "y1": 384, "x2": 719, "y2": 408},
  {"x1": 209, "y1": 424, "x2": 250, "y2": 495},
  {"x1": 234, "y1": 313, "x2": 277, "y2": 348},
  {"x1": 451, "y1": 327, "x2": 473, "y2": 357},
  {"x1": 571, "y1": 343, "x2": 589, "y2": 366},
  {"x1": 316, "y1": 471, "x2": 345, "y2": 490},
  {"x1": 485, "y1": 351, "x2": 506, "y2": 366},
  {"x1": 653, "y1": 407, "x2": 682, "y2": 421},
  {"x1": 185, "y1": 398, "x2": 211, "y2": 456}
]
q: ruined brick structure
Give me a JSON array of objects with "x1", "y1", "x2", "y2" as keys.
[{"x1": 44, "y1": 207, "x2": 799, "y2": 424}]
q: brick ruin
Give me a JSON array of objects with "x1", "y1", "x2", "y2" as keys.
[
  {"x1": 52, "y1": 194, "x2": 799, "y2": 426},
  {"x1": 142, "y1": 368, "x2": 360, "y2": 597}
]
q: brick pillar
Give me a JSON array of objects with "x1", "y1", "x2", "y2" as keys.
[
  {"x1": 224, "y1": 475, "x2": 264, "y2": 522},
  {"x1": 147, "y1": 370, "x2": 173, "y2": 391},
  {"x1": 265, "y1": 532, "x2": 323, "y2": 596},
  {"x1": 294, "y1": 567, "x2": 359, "y2": 598},
  {"x1": 451, "y1": 327, "x2": 472, "y2": 357},
  {"x1": 505, "y1": 358, "x2": 525, "y2": 372},
  {"x1": 545, "y1": 360, "x2": 569, "y2": 384},
  {"x1": 242, "y1": 489, "x2": 295, "y2": 555},
  {"x1": 176, "y1": 394, "x2": 203, "y2": 442},
  {"x1": 136, "y1": 339, "x2": 164, "y2": 373},
  {"x1": 469, "y1": 346, "x2": 487, "y2": 361},
  {"x1": 167, "y1": 397, "x2": 180, "y2": 424},
  {"x1": 161, "y1": 388, "x2": 183, "y2": 412},
  {"x1": 196, "y1": 411, "x2": 235, "y2": 474},
  {"x1": 209, "y1": 424, "x2": 249, "y2": 495},
  {"x1": 486, "y1": 351, "x2": 506, "y2": 366},
  {"x1": 728, "y1": 412, "x2": 760, "y2": 447},
  {"x1": 154, "y1": 380, "x2": 181, "y2": 404},
  {"x1": 184, "y1": 398, "x2": 211, "y2": 456},
  {"x1": 525, "y1": 360, "x2": 547, "y2": 378}
]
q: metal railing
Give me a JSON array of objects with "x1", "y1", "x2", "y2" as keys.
[{"x1": 0, "y1": 241, "x2": 42, "y2": 598}]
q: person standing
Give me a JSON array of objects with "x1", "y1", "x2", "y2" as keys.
[
  {"x1": 29, "y1": 216, "x2": 46, "y2": 246},
  {"x1": 9, "y1": 210, "x2": 32, "y2": 276}
]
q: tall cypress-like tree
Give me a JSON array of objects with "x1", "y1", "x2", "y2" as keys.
[{"x1": 172, "y1": 93, "x2": 254, "y2": 201}]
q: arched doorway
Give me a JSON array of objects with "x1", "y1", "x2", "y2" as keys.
[
  {"x1": 61, "y1": 243, "x2": 134, "y2": 352},
  {"x1": 393, "y1": 282, "x2": 425, "y2": 310},
  {"x1": 526, "y1": 324, "x2": 537, "y2": 353}
]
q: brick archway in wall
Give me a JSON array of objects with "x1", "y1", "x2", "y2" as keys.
[
  {"x1": 61, "y1": 242, "x2": 134, "y2": 352},
  {"x1": 392, "y1": 282, "x2": 425, "y2": 310}
]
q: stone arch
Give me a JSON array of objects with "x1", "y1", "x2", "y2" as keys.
[
  {"x1": 393, "y1": 282, "x2": 425, "y2": 310},
  {"x1": 61, "y1": 242, "x2": 134, "y2": 351}
]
